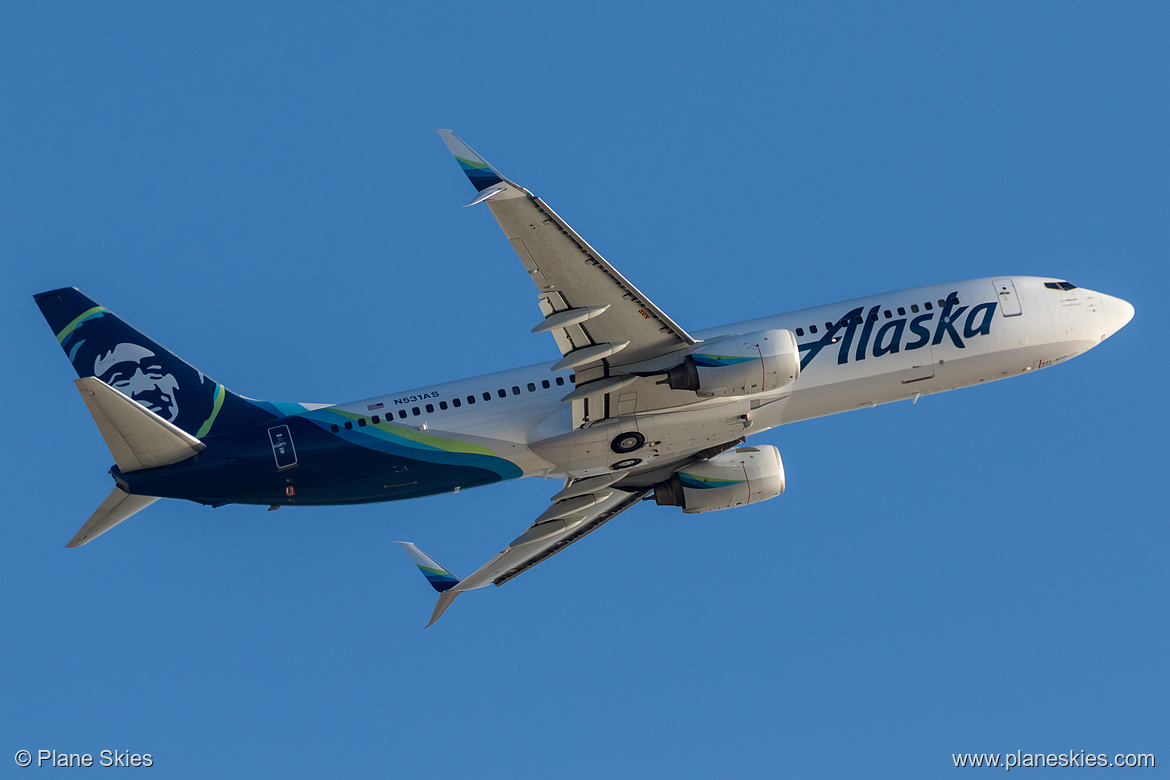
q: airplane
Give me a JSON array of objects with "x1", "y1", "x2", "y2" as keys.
[{"x1": 35, "y1": 130, "x2": 1135, "y2": 626}]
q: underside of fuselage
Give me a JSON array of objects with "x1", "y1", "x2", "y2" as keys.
[{"x1": 115, "y1": 416, "x2": 515, "y2": 507}]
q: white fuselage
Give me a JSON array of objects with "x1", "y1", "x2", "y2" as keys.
[{"x1": 324, "y1": 276, "x2": 1132, "y2": 482}]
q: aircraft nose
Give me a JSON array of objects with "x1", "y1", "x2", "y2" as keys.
[{"x1": 1100, "y1": 293, "x2": 1135, "y2": 338}]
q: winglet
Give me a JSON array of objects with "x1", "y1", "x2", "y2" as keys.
[
  {"x1": 395, "y1": 541, "x2": 463, "y2": 627},
  {"x1": 427, "y1": 590, "x2": 461, "y2": 628},
  {"x1": 432, "y1": 129, "x2": 506, "y2": 194},
  {"x1": 395, "y1": 541, "x2": 460, "y2": 591}
]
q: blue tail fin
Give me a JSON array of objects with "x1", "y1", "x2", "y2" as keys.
[{"x1": 35, "y1": 288, "x2": 278, "y2": 438}]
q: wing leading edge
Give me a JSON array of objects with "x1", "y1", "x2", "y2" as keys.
[
  {"x1": 434, "y1": 129, "x2": 696, "y2": 426},
  {"x1": 397, "y1": 485, "x2": 650, "y2": 626}
]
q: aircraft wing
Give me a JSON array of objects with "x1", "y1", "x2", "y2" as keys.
[
  {"x1": 397, "y1": 481, "x2": 650, "y2": 626},
  {"x1": 435, "y1": 130, "x2": 697, "y2": 423}
]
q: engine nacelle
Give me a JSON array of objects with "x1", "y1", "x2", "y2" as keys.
[
  {"x1": 654, "y1": 445, "x2": 785, "y2": 514},
  {"x1": 666, "y1": 329, "x2": 800, "y2": 397}
]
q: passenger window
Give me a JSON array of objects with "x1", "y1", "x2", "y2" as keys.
[
  {"x1": 452, "y1": 398, "x2": 461, "y2": 408},
  {"x1": 795, "y1": 327, "x2": 804, "y2": 336},
  {"x1": 330, "y1": 424, "x2": 339, "y2": 433},
  {"x1": 555, "y1": 376, "x2": 565, "y2": 386},
  {"x1": 527, "y1": 382, "x2": 536, "y2": 392},
  {"x1": 439, "y1": 401, "x2": 448, "y2": 410},
  {"x1": 358, "y1": 418, "x2": 367, "y2": 427},
  {"x1": 897, "y1": 307, "x2": 905, "y2": 316},
  {"x1": 810, "y1": 324, "x2": 818, "y2": 334},
  {"x1": 371, "y1": 415, "x2": 380, "y2": 424},
  {"x1": 497, "y1": 388, "x2": 506, "y2": 398},
  {"x1": 911, "y1": 304, "x2": 919, "y2": 313},
  {"x1": 399, "y1": 409, "x2": 407, "y2": 419},
  {"x1": 542, "y1": 379, "x2": 550, "y2": 389},
  {"x1": 425, "y1": 403, "x2": 434, "y2": 413},
  {"x1": 412, "y1": 407, "x2": 421, "y2": 416},
  {"x1": 482, "y1": 392, "x2": 491, "y2": 401},
  {"x1": 869, "y1": 311, "x2": 878, "y2": 322},
  {"x1": 344, "y1": 421, "x2": 353, "y2": 430},
  {"x1": 924, "y1": 301, "x2": 933, "y2": 311},
  {"x1": 824, "y1": 321, "x2": 832, "y2": 330},
  {"x1": 938, "y1": 299, "x2": 945, "y2": 307},
  {"x1": 570, "y1": 374, "x2": 576, "y2": 383},
  {"x1": 854, "y1": 315, "x2": 862, "y2": 324},
  {"x1": 467, "y1": 395, "x2": 476, "y2": 404},
  {"x1": 884, "y1": 310, "x2": 891, "y2": 319},
  {"x1": 511, "y1": 386, "x2": 520, "y2": 395}
]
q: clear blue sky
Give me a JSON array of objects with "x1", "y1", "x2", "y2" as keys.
[{"x1": 3, "y1": 3, "x2": 1166, "y2": 776}]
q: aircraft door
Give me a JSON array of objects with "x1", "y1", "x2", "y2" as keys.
[
  {"x1": 994, "y1": 279, "x2": 1022, "y2": 316},
  {"x1": 268, "y1": 424, "x2": 298, "y2": 471}
]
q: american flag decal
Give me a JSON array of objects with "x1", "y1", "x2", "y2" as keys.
[{"x1": 367, "y1": 402, "x2": 384, "y2": 411}]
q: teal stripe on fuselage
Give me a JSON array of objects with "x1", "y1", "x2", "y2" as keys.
[{"x1": 301, "y1": 410, "x2": 523, "y2": 482}]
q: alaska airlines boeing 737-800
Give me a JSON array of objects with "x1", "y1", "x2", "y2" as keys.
[{"x1": 35, "y1": 130, "x2": 1134, "y2": 625}]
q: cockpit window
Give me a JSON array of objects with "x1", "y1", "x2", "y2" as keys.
[{"x1": 1045, "y1": 281, "x2": 1079, "y2": 291}]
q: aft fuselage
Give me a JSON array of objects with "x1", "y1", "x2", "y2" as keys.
[{"x1": 116, "y1": 276, "x2": 1132, "y2": 507}]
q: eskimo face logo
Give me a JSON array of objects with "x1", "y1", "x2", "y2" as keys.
[{"x1": 94, "y1": 343, "x2": 181, "y2": 422}]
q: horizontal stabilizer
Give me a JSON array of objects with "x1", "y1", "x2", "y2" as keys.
[
  {"x1": 68, "y1": 488, "x2": 159, "y2": 547},
  {"x1": 75, "y1": 377, "x2": 205, "y2": 472}
]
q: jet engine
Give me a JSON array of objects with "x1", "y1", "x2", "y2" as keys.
[
  {"x1": 665, "y1": 329, "x2": 800, "y2": 397},
  {"x1": 653, "y1": 445, "x2": 785, "y2": 514}
]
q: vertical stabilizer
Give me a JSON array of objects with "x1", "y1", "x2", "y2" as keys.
[{"x1": 34, "y1": 288, "x2": 278, "y2": 438}]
